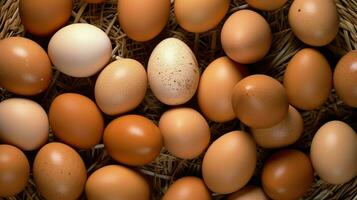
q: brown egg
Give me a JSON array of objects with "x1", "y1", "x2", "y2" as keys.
[
  {"x1": 95, "y1": 59, "x2": 147, "y2": 115},
  {"x1": 117, "y1": 0, "x2": 170, "y2": 41},
  {"x1": 202, "y1": 131, "x2": 256, "y2": 194},
  {"x1": 232, "y1": 75, "x2": 289, "y2": 129},
  {"x1": 0, "y1": 37, "x2": 52, "y2": 95},
  {"x1": 245, "y1": 0, "x2": 288, "y2": 11},
  {"x1": 33, "y1": 142, "x2": 87, "y2": 200},
  {"x1": 174, "y1": 0, "x2": 230, "y2": 33},
  {"x1": 228, "y1": 185, "x2": 269, "y2": 200},
  {"x1": 262, "y1": 149, "x2": 314, "y2": 200},
  {"x1": 86, "y1": 165, "x2": 150, "y2": 200},
  {"x1": 288, "y1": 0, "x2": 339, "y2": 46},
  {"x1": 311, "y1": 121, "x2": 357, "y2": 184},
  {"x1": 49, "y1": 93, "x2": 104, "y2": 149},
  {"x1": 159, "y1": 108, "x2": 210, "y2": 159},
  {"x1": 198, "y1": 57, "x2": 248, "y2": 122},
  {"x1": 334, "y1": 50, "x2": 357, "y2": 107},
  {"x1": 251, "y1": 105, "x2": 303, "y2": 148},
  {"x1": 221, "y1": 10, "x2": 272, "y2": 64},
  {"x1": 19, "y1": 0, "x2": 72, "y2": 36},
  {"x1": 162, "y1": 177, "x2": 211, "y2": 200},
  {"x1": 284, "y1": 48, "x2": 332, "y2": 110},
  {"x1": 0, "y1": 145, "x2": 30, "y2": 197},
  {"x1": 104, "y1": 115, "x2": 163, "y2": 166}
]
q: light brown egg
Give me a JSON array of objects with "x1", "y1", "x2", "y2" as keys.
[
  {"x1": 95, "y1": 59, "x2": 147, "y2": 115},
  {"x1": 198, "y1": 57, "x2": 248, "y2": 122},
  {"x1": 333, "y1": 50, "x2": 357, "y2": 107},
  {"x1": 174, "y1": 0, "x2": 230, "y2": 33},
  {"x1": 162, "y1": 177, "x2": 211, "y2": 200},
  {"x1": 232, "y1": 75, "x2": 289, "y2": 129},
  {"x1": 159, "y1": 108, "x2": 210, "y2": 159},
  {"x1": 262, "y1": 149, "x2": 314, "y2": 200},
  {"x1": 85, "y1": 165, "x2": 150, "y2": 200},
  {"x1": 0, "y1": 98, "x2": 48, "y2": 151},
  {"x1": 288, "y1": 0, "x2": 339, "y2": 46},
  {"x1": 19, "y1": 0, "x2": 72, "y2": 36},
  {"x1": 33, "y1": 142, "x2": 87, "y2": 200},
  {"x1": 117, "y1": 0, "x2": 170, "y2": 41},
  {"x1": 251, "y1": 105, "x2": 303, "y2": 148},
  {"x1": 0, "y1": 37, "x2": 52, "y2": 95},
  {"x1": 245, "y1": 0, "x2": 288, "y2": 11},
  {"x1": 202, "y1": 131, "x2": 256, "y2": 194},
  {"x1": 221, "y1": 10, "x2": 272, "y2": 64},
  {"x1": 49, "y1": 93, "x2": 104, "y2": 149},
  {"x1": 228, "y1": 185, "x2": 268, "y2": 200},
  {"x1": 103, "y1": 115, "x2": 163, "y2": 166},
  {"x1": 311, "y1": 121, "x2": 357, "y2": 184},
  {"x1": 0, "y1": 145, "x2": 30, "y2": 197}
]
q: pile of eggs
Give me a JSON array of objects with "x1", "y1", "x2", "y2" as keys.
[{"x1": 0, "y1": 0, "x2": 356, "y2": 199}]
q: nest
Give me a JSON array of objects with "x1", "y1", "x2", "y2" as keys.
[{"x1": 0, "y1": 0, "x2": 357, "y2": 199}]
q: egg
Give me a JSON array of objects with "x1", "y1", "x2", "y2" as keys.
[
  {"x1": 221, "y1": 10, "x2": 272, "y2": 64},
  {"x1": 162, "y1": 177, "x2": 211, "y2": 200},
  {"x1": 49, "y1": 93, "x2": 104, "y2": 149},
  {"x1": 310, "y1": 121, "x2": 357, "y2": 184},
  {"x1": 0, "y1": 98, "x2": 48, "y2": 151},
  {"x1": 245, "y1": 0, "x2": 288, "y2": 11},
  {"x1": 333, "y1": 50, "x2": 357, "y2": 107},
  {"x1": 33, "y1": 142, "x2": 87, "y2": 200},
  {"x1": 95, "y1": 59, "x2": 147, "y2": 115},
  {"x1": 262, "y1": 149, "x2": 314, "y2": 200},
  {"x1": 0, "y1": 37, "x2": 52, "y2": 95},
  {"x1": 117, "y1": 0, "x2": 170, "y2": 41},
  {"x1": 85, "y1": 165, "x2": 150, "y2": 200},
  {"x1": 159, "y1": 108, "x2": 210, "y2": 159},
  {"x1": 198, "y1": 57, "x2": 248, "y2": 122},
  {"x1": 228, "y1": 185, "x2": 269, "y2": 200},
  {"x1": 288, "y1": 0, "x2": 339, "y2": 46},
  {"x1": 202, "y1": 131, "x2": 256, "y2": 194},
  {"x1": 0, "y1": 145, "x2": 30, "y2": 197},
  {"x1": 48, "y1": 23, "x2": 112, "y2": 77},
  {"x1": 19, "y1": 0, "x2": 72, "y2": 36},
  {"x1": 147, "y1": 38, "x2": 199, "y2": 105},
  {"x1": 174, "y1": 0, "x2": 230, "y2": 33},
  {"x1": 103, "y1": 115, "x2": 163, "y2": 166},
  {"x1": 284, "y1": 48, "x2": 332, "y2": 110},
  {"x1": 232, "y1": 75, "x2": 289, "y2": 129},
  {"x1": 251, "y1": 105, "x2": 303, "y2": 148}
]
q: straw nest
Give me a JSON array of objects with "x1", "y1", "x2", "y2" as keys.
[{"x1": 0, "y1": 0, "x2": 356, "y2": 199}]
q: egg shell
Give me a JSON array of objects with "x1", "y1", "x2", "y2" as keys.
[
  {"x1": 85, "y1": 165, "x2": 150, "y2": 200},
  {"x1": 48, "y1": 23, "x2": 112, "y2": 77},
  {"x1": 221, "y1": 10, "x2": 272, "y2": 64},
  {"x1": 0, "y1": 98, "x2": 48, "y2": 151},
  {"x1": 0, "y1": 37, "x2": 52, "y2": 95},
  {"x1": 333, "y1": 50, "x2": 357, "y2": 107},
  {"x1": 284, "y1": 48, "x2": 332, "y2": 110},
  {"x1": 19, "y1": 0, "x2": 72, "y2": 36},
  {"x1": 232, "y1": 74, "x2": 289, "y2": 129},
  {"x1": 0, "y1": 145, "x2": 30, "y2": 197},
  {"x1": 162, "y1": 177, "x2": 211, "y2": 200},
  {"x1": 228, "y1": 185, "x2": 269, "y2": 200},
  {"x1": 288, "y1": 0, "x2": 339, "y2": 46},
  {"x1": 310, "y1": 121, "x2": 357, "y2": 184},
  {"x1": 245, "y1": 0, "x2": 288, "y2": 11},
  {"x1": 198, "y1": 56, "x2": 248, "y2": 122},
  {"x1": 147, "y1": 38, "x2": 200, "y2": 105},
  {"x1": 202, "y1": 131, "x2": 257, "y2": 194},
  {"x1": 117, "y1": 0, "x2": 170, "y2": 41},
  {"x1": 174, "y1": 0, "x2": 230, "y2": 33},
  {"x1": 95, "y1": 59, "x2": 147, "y2": 115},
  {"x1": 262, "y1": 149, "x2": 314, "y2": 200},
  {"x1": 251, "y1": 105, "x2": 303, "y2": 148},
  {"x1": 159, "y1": 108, "x2": 210, "y2": 159},
  {"x1": 103, "y1": 115, "x2": 163, "y2": 166},
  {"x1": 49, "y1": 93, "x2": 104, "y2": 149}
]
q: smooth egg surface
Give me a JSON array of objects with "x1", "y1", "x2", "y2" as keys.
[{"x1": 162, "y1": 177, "x2": 211, "y2": 200}]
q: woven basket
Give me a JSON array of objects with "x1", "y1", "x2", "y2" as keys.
[{"x1": 0, "y1": 0, "x2": 356, "y2": 199}]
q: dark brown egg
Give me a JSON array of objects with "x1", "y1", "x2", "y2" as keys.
[{"x1": 162, "y1": 177, "x2": 211, "y2": 200}]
